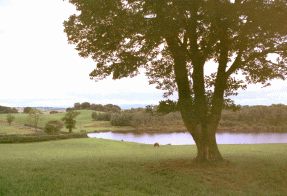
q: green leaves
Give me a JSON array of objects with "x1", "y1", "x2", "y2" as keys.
[
  {"x1": 61, "y1": 110, "x2": 81, "y2": 133},
  {"x1": 64, "y1": 0, "x2": 287, "y2": 120}
]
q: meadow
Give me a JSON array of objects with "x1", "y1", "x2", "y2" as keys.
[
  {"x1": 0, "y1": 139, "x2": 286, "y2": 195},
  {"x1": 1, "y1": 111, "x2": 287, "y2": 195},
  {"x1": 0, "y1": 110, "x2": 133, "y2": 134}
]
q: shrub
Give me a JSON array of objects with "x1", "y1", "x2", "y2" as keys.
[
  {"x1": 44, "y1": 120, "x2": 64, "y2": 135},
  {"x1": 130, "y1": 112, "x2": 152, "y2": 127},
  {"x1": 66, "y1": 107, "x2": 73, "y2": 112},
  {"x1": 0, "y1": 106, "x2": 18, "y2": 114},
  {"x1": 23, "y1": 107, "x2": 33, "y2": 114},
  {"x1": 0, "y1": 133, "x2": 88, "y2": 143},
  {"x1": 110, "y1": 113, "x2": 133, "y2": 126},
  {"x1": 92, "y1": 112, "x2": 112, "y2": 121},
  {"x1": 91, "y1": 111, "x2": 98, "y2": 119},
  {"x1": 6, "y1": 113, "x2": 15, "y2": 125},
  {"x1": 50, "y1": 110, "x2": 59, "y2": 114}
]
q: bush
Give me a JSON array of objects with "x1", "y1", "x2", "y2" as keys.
[
  {"x1": 109, "y1": 111, "x2": 183, "y2": 127},
  {"x1": 44, "y1": 120, "x2": 64, "y2": 135},
  {"x1": 66, "y1": 107, "x2": 73, "y2": 112},
  {"x1": 110, "y1": 113, "x2": 133, "y2": 126},
  {"x1": 91, "y1": 112, "x2": 112, "y2": 121},
  {"x1": 0, "y1": 133, "x2": 88, "y2": 143},
  {"x1": 23, "y1": 107, "x2": 33, "y2": 114},
  {"x1": 50, "y1": 110, "x2": 59, "y2": 114},
  {"x1": 0, "y1": 106, "x2": 18, "y2": 114},
  {"x1": 6, "y1": 114, "x2": 15, "y2": 125}
]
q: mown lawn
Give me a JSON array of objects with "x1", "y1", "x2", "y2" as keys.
[{"x1": 0, "y1": 139, "x2": 286, "y2": 195}]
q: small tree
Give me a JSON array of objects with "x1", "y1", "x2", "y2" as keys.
[
  {"x1": 6, "y1": 113, "x2": 15, "y2": 125},
  {"x1": 91, "y1": 111, "x2": 98, "y2": 120},
  {"x1": 81, "y1": 102, "x2": 91, "y2": 109},
  {"x1": 74, "y1": 102, "x2": 81, "y2": 110},
  {"x1": 44, "y1": 120, "x2": 64, "y2": 135},
  {"x1": 66, "y1": 107, "x2": 73, "y2": 112},
  {"x1": 24, "y1": 107, "x2": 33, "y2": 114},
  {"x1": 28, "y1": 109, "x2": 42, "y2": 131},
  {"x1": 61, "y1": 110, "x2": 81, "y2": 133},
  {"x1": 11, "y1": 108, "x2": 18, "y2": 113},
  {"x1": 145, "y1": 105, "x2": 154, "y2": 115}
]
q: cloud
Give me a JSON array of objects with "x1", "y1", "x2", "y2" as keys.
[
  {"x1": 231, "y1": 81, "x2": 287, "y2": 106},
  {"x1": 0, "y1": 0, "x2": 13, "y2": 7},
  {"x1": 0, "y1": 0, "x2": 286, "y2": 108}
]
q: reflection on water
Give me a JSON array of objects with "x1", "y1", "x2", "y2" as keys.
[{"x1": 88, "y1": 132, "x2": 287, "y2": 145}]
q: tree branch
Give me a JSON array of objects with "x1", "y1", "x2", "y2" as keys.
[{"x1": 226, "y1": 49, "x2": 244, "y2": 77}]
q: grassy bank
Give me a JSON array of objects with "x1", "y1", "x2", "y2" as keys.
[
  {"x1": 0, "y1": 122, "x2": 36, "y2": 135},
  {"x1": 0, "y1": 139, "x2": 286, "y2": 195},
  {"x1": 0, "y1": 110, "x2": 135, "y2": 134},
  {"x1": 0, "y1": 110, "x2": 186, "y2": 134},
  {"x1": 1, "y1": 109, "x2": 287, "y2": 134}
]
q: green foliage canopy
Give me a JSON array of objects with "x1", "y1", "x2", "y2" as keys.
[
  {"x1": 6, "y1": 114, "x2": 15, "y2": 125},
  {"x1": 24, "y1": 107, "x2": 33, "y2": 114},
  {"x1": 44, "y1": 120, "x2": 64, "y2": 135},
  {"x1": 61, "y1": 110, "x2": 81, "y2": 133},
  {"x1": 64, "y1": 0, "x2": 287, "y2": 115},
  {"x1": 27, "y1": 109, "x2": 43, "y2": 131},
  {"x1": 0, "y1": 106, "x2": 18, "y2": 114}
]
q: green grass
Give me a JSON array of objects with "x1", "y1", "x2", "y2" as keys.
[
  {"x1": 0, "y1": 110, "x2": 132, "y2": 134},
  {"x1": 0, "y1": 139, "x2": 286, "y2": 195},
  {"x1": 0, "y1": 123, "x2": 35, "y2": 135}
]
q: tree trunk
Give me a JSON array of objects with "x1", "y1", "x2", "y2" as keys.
[
  {"x1": 165, "y1": 34, "x2": 224, "y2": 163},
  {"x1": 191, "y1": 125, "x2": 223, "y2": 163},
  {"x1": 69, "y1": 128, "x2": 72, "y2": 133}
]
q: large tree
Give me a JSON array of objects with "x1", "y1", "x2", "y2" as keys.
[{"x1": 63, "y1": 0, "x2": 287, "y2": 162}]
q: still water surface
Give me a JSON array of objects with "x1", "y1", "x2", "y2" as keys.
[{"x1": 88, "y1": 132, "x2": 287, "y2": 145}]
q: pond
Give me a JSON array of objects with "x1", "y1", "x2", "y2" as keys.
[{"x1": 88, "y1": 132, "x2": 287, "y2": 145}]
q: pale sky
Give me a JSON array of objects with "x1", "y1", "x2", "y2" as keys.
[{"x1": 1, "y1": 0, "x2": 287, "y2": 109}]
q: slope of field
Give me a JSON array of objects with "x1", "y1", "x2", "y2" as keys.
[
  {"x1": 0, "y1": 110, "x2": 132, "y2": 134},
  {"x1": 0, "y1": 139, "x2": 286, "y2": 195}
]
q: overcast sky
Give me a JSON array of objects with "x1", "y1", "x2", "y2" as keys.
[{"x1": 1, "y1": 0, "x2": 287, "y2": 109}]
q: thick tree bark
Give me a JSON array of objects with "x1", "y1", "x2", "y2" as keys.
[
  {"x1": 165, "y1": 36, "x2": 224, "y2": 163},
  {"x1": 191, "y1": 122, "x2": 223, "y2": 163}
]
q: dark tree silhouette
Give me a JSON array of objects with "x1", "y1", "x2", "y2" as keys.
[
  {"x1": 157, "y1": 100, "x2": 178, "y2": 115},
  {"x1": 61, "y1": 110, "x2": 80, "y2": 133},
  {"x1": 64, "y1": 0, "x2": 287, "y2": 163}
]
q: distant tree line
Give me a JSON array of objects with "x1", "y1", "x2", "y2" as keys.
[
  {"x1": 67, "y1": 102, "x2": 121, "y2": 113},
  {"x1": 219, "y1": 104, "x2": 287, "y2": 132},
  {"x1": 90, "y1": 102, "x2": 287, "y2": 133},
  {"x1": 0, "y1": 105, "x2": 18, "y2": 114},
  {"x1": 91, "y1": 105, "x2": 183, "y2": 130}
]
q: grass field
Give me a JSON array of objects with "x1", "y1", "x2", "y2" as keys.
[
  {"x1": 0, "y1": 110, "x2": 133, "y2": 134},
  {"x1": 0, "y1": 139, "x2": 286, "y2": 195},
  {"x1": 0, "y1": 123, "x2": 36, "y2": 135}
]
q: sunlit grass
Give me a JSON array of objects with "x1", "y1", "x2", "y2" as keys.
[
  {"x1": 0, "y1": 139, "x2": 286, "y2": 195},
  {"x1": 0, "y1": 110, "x2": 150, "y2": 134},
  {"x1": 0, "y1": 123, "x2": 35, "y2": 135}
]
